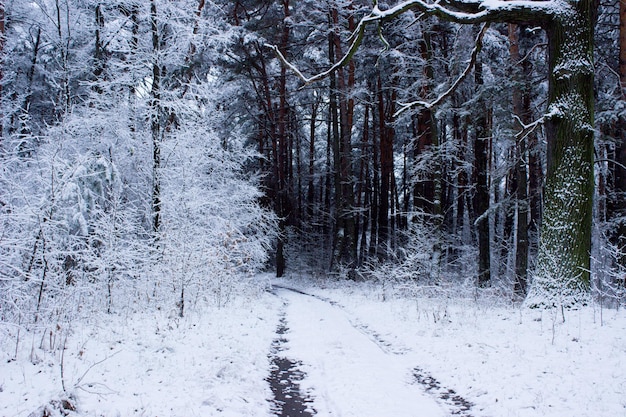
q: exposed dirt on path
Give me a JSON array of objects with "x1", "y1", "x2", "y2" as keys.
[
  {"x1": 269, "y1": 284, "x2": 476, "y2": 417},
  {"x1": 267, "y1": 310, "x2": 316, "y2": 416},
  {"x1": 412, "y1": 367, "x2": 474, "y2": 416}
]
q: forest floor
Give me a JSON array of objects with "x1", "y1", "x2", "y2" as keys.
[{"x1": 1, "y1": 273, "x2": 625, "y2": 417}]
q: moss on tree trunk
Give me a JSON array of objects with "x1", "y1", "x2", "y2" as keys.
[{"x1": 529, "y1": 0, "x2": 596, "y2": 305}]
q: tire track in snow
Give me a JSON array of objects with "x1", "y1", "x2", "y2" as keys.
[
  {"x1": 271, "y1": 284, "x2": 475, "y2": 417},
  {"x1": 272, "y1": 284, "x2": 409, "y2": 355},
  {"x1": 267, "y1": 297, "x2": 316, "y2": 416},
  {"x1": 412, "y1": 367, "x2": 474, "y2": 416}
]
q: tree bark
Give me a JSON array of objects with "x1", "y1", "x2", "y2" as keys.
[
  {"x1": 531, "y1": 0, "x2": 597, "y2": 303},
  {"x1": 611, "y1": 0, "x2": 626, "y2": 269},
  {"x1": 275, "y1": 0, "x2": 291, "y2": 277},
  {"x1": 377, "y1": 75, "x2": 392, "y2": 259},
  {"x1": 510, "y1": 24, "x2": 529, "y2": 297},
  {"x1": 413, "y1": 34, "x2": 436, "y2": 215},
  {"x1": 306, "y1": 99, "x2": 319, "y2": 220},
  {"x1": 330, "y1": 7, "x2": 357, "y2": 269},
  {"x1": 94, "y1": 3, "x2": 106, "y2": 87},
  {"x1": 370, "y1": 89, "x2": 380, "y2": 258},
  {"x1": 473, "y1": 51, "x2": 491, "y2": 287},
  {"x1": 150, "y1": 0, "x2": 162, "y2": 235},
  {"x1": 358, "y1": 104, "x2": 371, "y2": 264}
]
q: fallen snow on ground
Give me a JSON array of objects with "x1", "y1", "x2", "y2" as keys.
[
  {"x1": 275, "y1": 275, "x2": 626, "y2": 417},
  {"x1": 276, "y1": 287, "x2": 446, "y2": 417},
  {"x1": 0, "y1": 291, "x2": 282, "y2": 417},
  {"x1": 2, "y1": 273, "x2": 625, "y2": 417}
]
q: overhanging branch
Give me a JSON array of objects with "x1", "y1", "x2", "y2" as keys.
[
  {"x1": 513, "y1": 113, "x2": 547, "y2": 142},
  {"x1": 394, "y1": 22, "x2": 489, "y2": 117},
  {"x1": 265, "y1": 11, "x2": 380, "y2": 86},
  {"x1": 267, "y1": 0, "x2": 552, "y2": 86}
]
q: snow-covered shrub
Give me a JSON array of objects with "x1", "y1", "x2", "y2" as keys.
[
  {"x1": 158, "y1": 102, "x2": 277, "y2": 316},
  {"x1": 356, "y1": 217, "x2": 443, "y2": 300},
  {"x1": 591, "y1": 222, "x2": 626, "y2": 309}
]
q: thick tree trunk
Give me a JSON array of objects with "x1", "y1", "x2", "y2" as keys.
[
  {"x1": 369, "y1": 96, "x2": 380, "y2": 258},
  {"x1": 359, "y1": 105, "x2": 372, "y2": 264},
  {"x1": 530, "y1": 0, "x2": 597, "y2": 304},
  {"x1": 355, "y1": 104, "x2": 370, "y2": 264},
  {"x1": 413, "y1": 34, "x2": 436, "y2": 215},
  {"x1": 377, "y1": 76, "x2": 392, "y2": 259}
]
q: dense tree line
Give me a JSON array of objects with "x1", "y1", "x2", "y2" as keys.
[
  {"x1": 1, "y1": 0, "x2": 625, "y2": 330},
  {"x1": 226, "y1": 0, "x2": 626, "y2": 306}
]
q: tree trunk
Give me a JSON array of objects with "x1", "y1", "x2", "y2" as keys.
[
  {"x1": 358, "y1": 105, "x2": 371, "y2": 264},
  {"x1": 150, "y1": 0, "x2": 162, "y2": 235},
  {"x1": 328, "y1": 27, "x2": 341, "y2": 270},
  {"x1": 94, "y1": 3, "x2": 105, "y2": 88},
  {"x1": 453, "y1": 106, "x2": 470, "y2": 242},
  {"x1": 306, "y1": 99, "x2": 319, "y2": 220},
  {"x1": 15, "y1": 27, "x2": 40, "y2": 152},
  {"x1": 369, "y1": 92, "x2": 380, "y2": 258},
  {"x1": 413, "y1": 34, "x2": 436, "y2": 215},
  {"x1": 377, "y1": 75, "x2": 391, "y2": 260},
  {"x1": 275, "y1": 0, "x2": 290, "y2": 277},
  {"x1": 54, "y1": 0, "x2": 72, "y2": 113},
  {"x1": 510, "y1": 23, "x2": 529, "y2": 297},
  {"x1": 531, "y1": 0, "x2": 597, "y2": 303},
  {"x1": 330, "y1": 7, "x2": 357, "y2": 269},
  {"x1": 473, "y1": 52, "x2": 491, "y2": 287},
  {"x1": 611, "y1": 0, "x2": 626, "y2": 269}
]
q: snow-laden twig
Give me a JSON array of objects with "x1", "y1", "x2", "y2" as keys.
[
  {"x1": 513, "y1": 41, "x2": 547, "y2": 67},
  {"x1": 74, "y1": 350, "x2": 122, "y2": 388},
  {"x1": 594, "y1": 159, "x2": 626, "y2": 171},
  {"x1": 395, "y1": 23, "x2": 489, "y2": 117},
  {"x1": 267, "y1": 0, "x2": 555, "y2": 88},
  {"x1": 512, "y1": 114, "x2": 546, "y2": 141},
  {"x1": 265, "y1": 10, "x2": 382, "y2": 86},
  {"x1": 512, "y1": 101, "x2": 563, "y2": 142}
]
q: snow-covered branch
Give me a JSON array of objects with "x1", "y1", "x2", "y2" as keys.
[
  {"x1": 512, "y1": 98, "x2": 569, "y2": 142},
  {"x1": 265, "y1": 11, "x2": 382, "y2": 86},
  {"x1": 373, "y1": 0, "x2": 556, "y2": 24},
  {"x1": 513, "y1": 114, "x2": 545, "y2": 140},
  {"x1": 268, "y1": 0, "x2": 554, "y2": 87},
  {"x1": 394, "y1": 23, "x2": 489, "y2": 117}
]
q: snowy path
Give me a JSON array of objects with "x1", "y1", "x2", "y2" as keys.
[{"x1": 270, "y1": 287, "x2": 449, "y2": 417}]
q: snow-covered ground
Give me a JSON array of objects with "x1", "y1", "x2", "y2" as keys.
[
  {"x1": 275, "y1": 275, "x2": 626, "y2": 417},
  {"x1": 0, "y1": 292, "x2": 282, "y2": 417},
  {"x1": 1, "y1": 273, "x2": 625, "y2": 417},
  {"x1": 275, "y1": 287, "x2": 446, "y2": 417}
]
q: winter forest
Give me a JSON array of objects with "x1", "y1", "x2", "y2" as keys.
[{"x1": 1, "y1": 0, "x2": 626, "y2": 416}]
